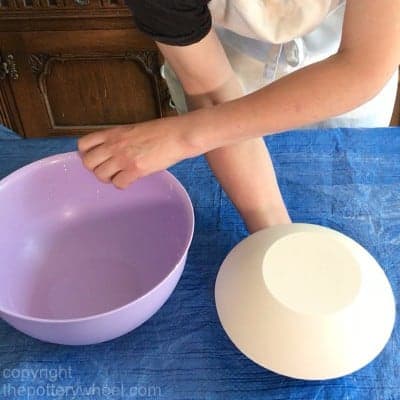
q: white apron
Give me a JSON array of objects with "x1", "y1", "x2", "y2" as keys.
[{"x1": 162, "y1": 0, "x2": 398, "y2": 128}]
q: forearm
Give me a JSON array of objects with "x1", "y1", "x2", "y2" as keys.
[
  {"x1": 184, "y1": 53, "x2": 395, "y2": 152},
  {"x1": 180, "y1": 57, "x2": 291, "y2": 232}
]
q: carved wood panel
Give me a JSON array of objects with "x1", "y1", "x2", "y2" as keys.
[
  {"x1": 0, "y1": 35, "x2": 25, "y2": 134},
  {"x1": 0, "y1": 82, "x2": 15, "y2": 128},
  {"x1": 0, "y1": 28, "x2": 175, "y2": 137},
  {"x1": 27, "y1": 51, "x2": 168, "y2": 131}
]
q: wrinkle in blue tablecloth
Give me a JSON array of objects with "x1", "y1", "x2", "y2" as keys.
[{"x1": 0, "y1": 126, "x2": 399, "y2": 400}]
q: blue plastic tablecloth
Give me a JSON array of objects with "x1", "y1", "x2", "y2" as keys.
[{"x1": 0, "y1": 125, "x2": 399, "y2": 400}]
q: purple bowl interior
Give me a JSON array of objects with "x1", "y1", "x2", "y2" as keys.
[{"x1": 0, "y1": 152, "x2": 193, "y2": 320}]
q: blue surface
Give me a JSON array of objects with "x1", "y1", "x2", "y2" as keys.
[
  {"x1": 0, "y1": 126, "x2": 399, "y2": 400},
  {"x1": 0, "y1": 125, "x2": 21, "y2": 140}
]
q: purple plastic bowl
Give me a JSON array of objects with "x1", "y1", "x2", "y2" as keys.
[{"x1": 0, "y1": 152, "x2": 194, "y2": 345}]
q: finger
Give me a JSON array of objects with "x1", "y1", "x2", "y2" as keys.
[
  {"x1": 78, "y1": 131, "x2": 108, "y2": 153},
  {"x1": 93, "y1": 159, "x2": 122, "y2": 183},
  {"x1": 82, "y1": 144, "x2": 112, "y2": 171},
  {"x1": 112, "y1": 169, "x2": 141, "y2": 190}
]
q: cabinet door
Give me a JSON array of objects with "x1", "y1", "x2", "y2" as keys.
[
  {"x1": 391, "y1": 72, "x2": 400, "y2": 126},
  {"x1": 0, "y1": 30, "x2": 172, "y2": 138}
]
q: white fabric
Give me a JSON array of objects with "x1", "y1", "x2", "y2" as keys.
[
  {"x1": 208, "y1": 0, "x2": 341, "y2": 44},
  {"x1": 163, "y1": 0, "x2": 398, "y2": 128}
]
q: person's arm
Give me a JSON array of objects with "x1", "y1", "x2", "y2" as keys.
[
  {"x1": 78, "y1": 0, "x2": 400, "y2": 189},
  {"x1": 185, "y1": 0, "x2": 400, "y2": 150},
  {"x1": 78, "y1": 26, "x2": 239, "y2": 189}
]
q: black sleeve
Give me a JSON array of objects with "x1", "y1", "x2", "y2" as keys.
[{"x1": 125, "y1": 0, "x2": 212, "y2": 46}]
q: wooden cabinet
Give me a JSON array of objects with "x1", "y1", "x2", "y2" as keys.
[
  {"x1": 391, "y1": 71, "x2": 400, "y2": 126},
  {"x1": 0, "y1": 4, "x2": 399, "y2": 136},
  {"x1": 0, "y1": 3, "x2": 173, "y2": 138}
]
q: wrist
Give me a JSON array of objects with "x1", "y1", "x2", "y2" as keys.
[{"x1": 176, "y1": 108, "x2": 222, "y2": 156}]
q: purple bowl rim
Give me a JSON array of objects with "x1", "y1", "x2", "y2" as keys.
[{"x1": 0, "y1": 151, "x2": 195, "y2": 324}]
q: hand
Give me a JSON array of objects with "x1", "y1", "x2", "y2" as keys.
[{"x1": 78, "y1": 116, "x2": 199, "y2": 189}]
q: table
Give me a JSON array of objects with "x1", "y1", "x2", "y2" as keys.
[{"x1": 0, "y1": 126, "x2": 399, "y2": 400}]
